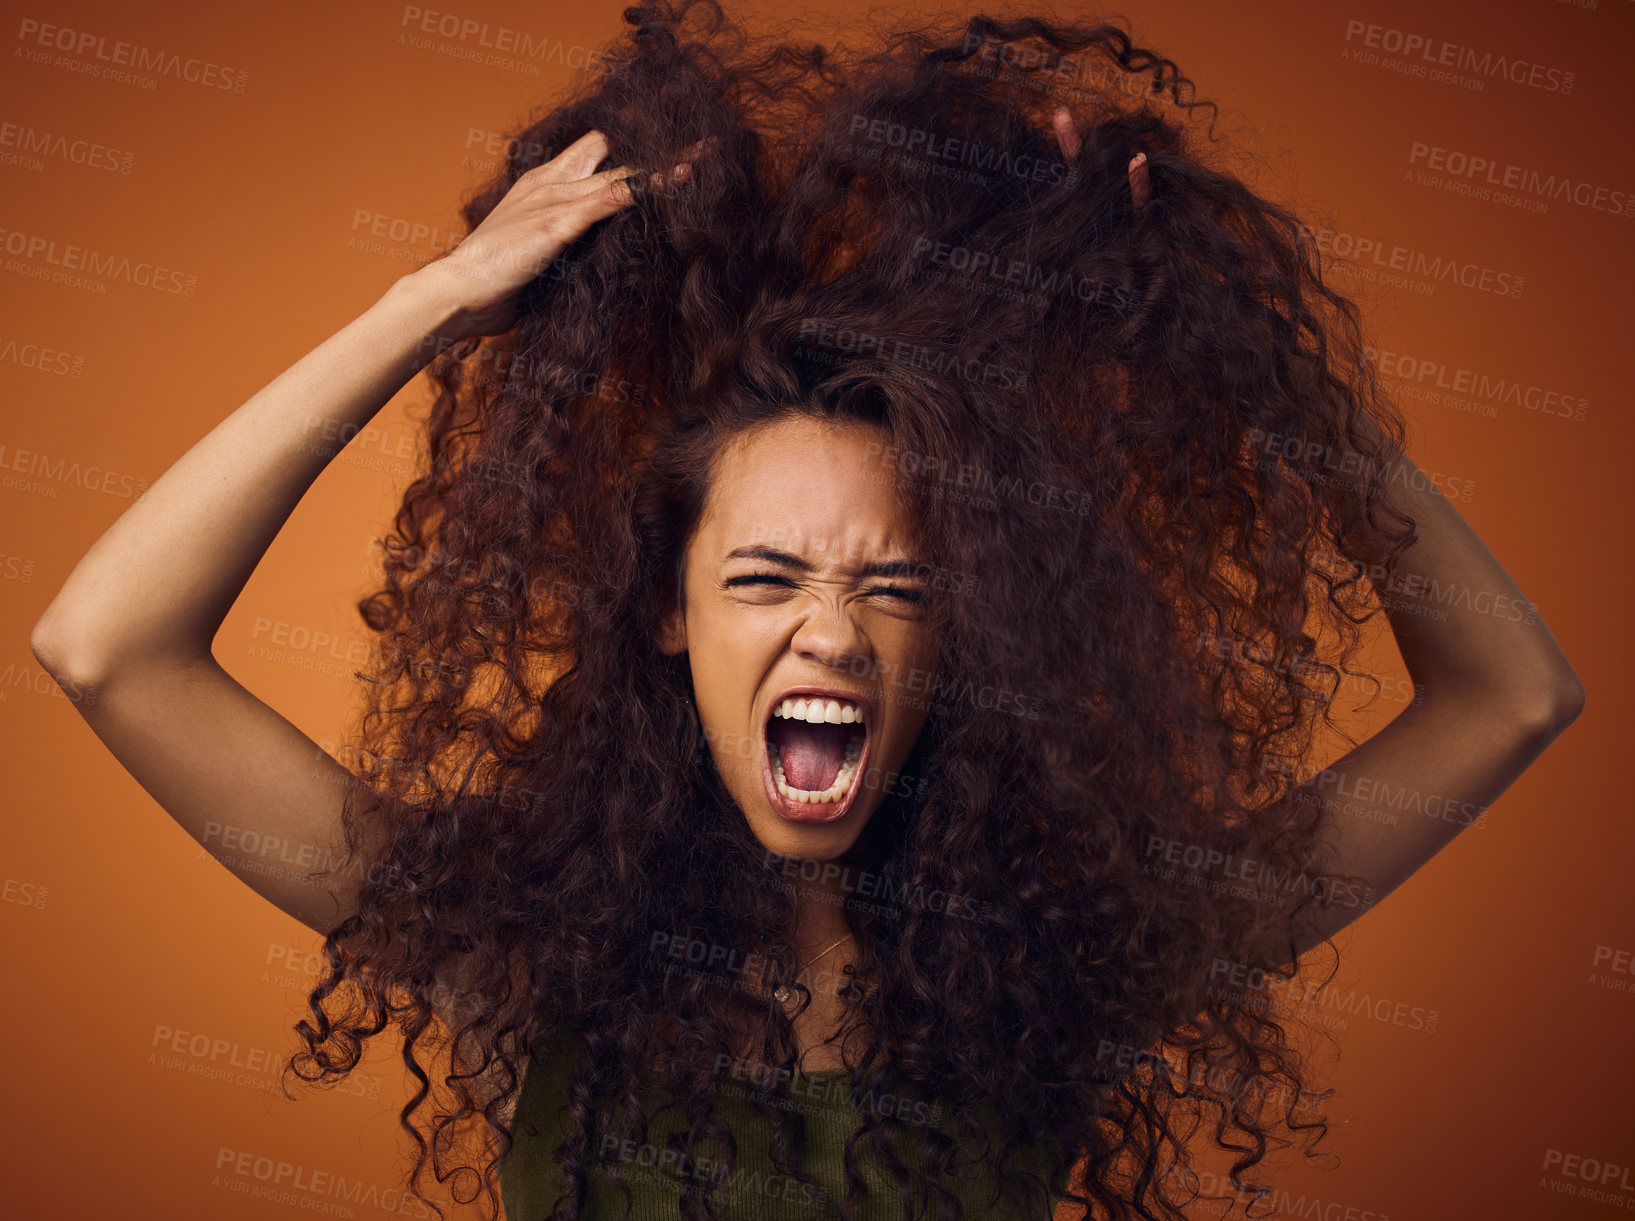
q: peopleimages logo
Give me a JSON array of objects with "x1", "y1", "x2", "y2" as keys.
[
  {"x1": 1362, "y1": 344, "x2": 1589, "y2": 423},
  {"x1": 1342, "y1": 19, "x2": 1576, "y2": 94},
  {"x1": 0, "y1": 226, "x2": 198, "y2": 295},
  {"x1": 395, "y1": 6, "x2": 617, "y2": 78},
  {"x1": 1407, "y1": 142, "x2": 1635, "y2": 218},
  {"x1": 1298, "y1": 222, "x2": 1525, "y2": 299},
  {"x1": 14, "y1": 18, "x2": 249, "y2": 92},
  {"x1": 846, "y1": 114, "x2": 1071, "y2": 187},
  {"x1": 0, "y1": 121, "x2": 134, "y2": 174}
]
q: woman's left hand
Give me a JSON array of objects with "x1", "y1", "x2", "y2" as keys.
[{"x1": 1052, "y1": 108, "x2": 1150, "y2": 211}]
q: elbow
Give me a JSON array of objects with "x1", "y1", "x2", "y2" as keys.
[
  {"x1": 1504, "y1": 668, "x2": 1586, "y2": 739},
  {"x1": 1548, "y1": 673, "x2": 1586, "y2": 730},
  {"x1": 30, "y1": 607, "x2": 102, "y2": 693},
  {"x1": 29, "y1": 609, "x2": 69, "y2": 674}
]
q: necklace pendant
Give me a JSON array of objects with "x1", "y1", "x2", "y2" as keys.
[{"x1": 773, "y1": 985, "x2": 790, "y2": 1004}]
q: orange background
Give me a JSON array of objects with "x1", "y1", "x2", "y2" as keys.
[{"x1": 2, "y1": 1, "x2": 1631, "y2": 1218}]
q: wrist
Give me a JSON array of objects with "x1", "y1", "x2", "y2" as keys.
[{"x1": 383, "y1": 266, "x2": 482, "y2": 356}]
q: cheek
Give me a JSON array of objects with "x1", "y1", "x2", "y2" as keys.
[
  {"x1": 874, "y1": 638, "x2": 931, "y2": 730},
  {"x1": 887, "y1": 625, "x2": 937, "y2": 683},
  {"x1": 689, "y1": 654, "x2": 763, "y2": 769},
  {"x1": 911, "y1": 626, "x2": 939, "y2": 671},
  {"x1": 696, "y1": 704, "x2": 759, "y2": 778}
]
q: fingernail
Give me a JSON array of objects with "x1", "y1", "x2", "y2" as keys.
[{"x1": 1131, "y1": 153, "x2": 1147, "y2": 167}]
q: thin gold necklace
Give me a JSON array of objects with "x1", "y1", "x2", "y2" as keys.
[{"x1": 772, "y1": 934, "x2": 854, "y2": 1005}]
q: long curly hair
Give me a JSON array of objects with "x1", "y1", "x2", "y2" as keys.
[{"x1": 280, "y1": 2, "x2": 1418, "y2": 1218}]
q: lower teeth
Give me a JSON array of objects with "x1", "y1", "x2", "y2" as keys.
[{"x1": 770, "y1": 740, "x2": 863, "y2": 804}]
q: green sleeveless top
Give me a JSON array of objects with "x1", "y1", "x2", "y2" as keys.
[{"x1": 499, "y1": 1028, "x2": 1064, "y2": 1220}]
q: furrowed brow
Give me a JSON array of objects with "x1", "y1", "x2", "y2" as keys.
[
  {"x1": 722, "y1": 545, "x2": 926, "y2": 580},
  {"x1": 723, "y1": 545, "x2": 811, "y2": 570},
  {"x1": 857, "y1": 559, "x2": 929, "y2": 579}
]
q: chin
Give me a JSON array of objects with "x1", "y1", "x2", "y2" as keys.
[{"x1": 743, "y1": 792, "x2": 876, "y2": 861}]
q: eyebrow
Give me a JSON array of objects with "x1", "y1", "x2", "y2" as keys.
[{"x1": 723, "y1": 545, "x2": 928, "y2": 580}]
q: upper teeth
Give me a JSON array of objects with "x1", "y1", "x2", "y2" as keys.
[{"x1": 772, "y1": 697, "x2": 865, "y2": 725}]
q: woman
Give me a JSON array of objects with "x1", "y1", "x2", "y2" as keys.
[{"x1": 30, "y1": 2, "x2": 1583, "y2": 1218}]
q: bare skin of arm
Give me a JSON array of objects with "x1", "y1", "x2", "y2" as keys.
[
  {"x1": 1048, "y1": 109, "x2": 1585, "y2": 971},
  {"x1": 30, "y1": 276, "x2": 468, "y2": 934},
  {"x1": 29, "y1": 132, "x2": 696, "y2": 1057},
  {"x1": 1261, "y1": 422, "x2": 1585, "y2": 969}
]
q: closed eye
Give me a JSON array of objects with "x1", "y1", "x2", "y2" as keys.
[
  {"x1": 872, "y1": 586, "x2": 924, "y2": 604},
  {"x1": 723, "y1": 573, "x2": 794, "y2": 590},
  {"x1": 724, "y1": 572, "x2": 923, "y2": 603}
]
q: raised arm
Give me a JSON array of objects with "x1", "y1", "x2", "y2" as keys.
[
  {"x1": 1044, "y1": 112, "x2": 1585, "y2": 970},
  {"x1": 1262, "y1": 420, "x2": 1585, "y2": 969},
  {"x1": 28, "y1": 129, "x2": 693, "y2": 939},
  {"x1": 28, "y1": 274, "x2": 472, "y2": 935}
]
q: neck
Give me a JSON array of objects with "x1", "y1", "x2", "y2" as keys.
[
  {"x1": 789, "y1": 870, "x2": 855, "y2": 950},
  {"x1": 786, "y1": 820, "x2": 882, "y2": 949}
]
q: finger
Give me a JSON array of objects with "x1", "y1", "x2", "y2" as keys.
[
  {"x1": 667, "y1": 137, "x2": 711, "y2": 185},
  {"x1": 597, "y1": 163, "x2": 686, "y2": 208},
  {"x1": 671, "y1": 134, "x2": 718, "y2": 178},
  {"x1": 525, "y1": 128, "x2": 610, "y2": 185},
  {"x1": 602, "y1": 166, "x2": 643, "y2": 206},
  {"x1": 1128, "y1": 152, "x2": 1150, "y2": 211},
  {"x1": 1051, "y1": 109, "x2": 1081, "y2": 161}
]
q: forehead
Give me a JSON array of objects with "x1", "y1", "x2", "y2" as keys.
[{"x1": 695, "y1": 415, "x2": 920, "y2": 567}]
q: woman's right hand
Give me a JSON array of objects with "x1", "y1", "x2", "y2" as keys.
[{"x1": 406, "y1": 128, "x2": 702, "y2": 342}]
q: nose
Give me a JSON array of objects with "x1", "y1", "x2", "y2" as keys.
[{"x1": 790, "y1": 598, "x2": 872, "y2": 674}]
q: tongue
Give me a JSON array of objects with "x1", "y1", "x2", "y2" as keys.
[{"x1": 769, "y1": 719, "x2": 854, "y2": 792}]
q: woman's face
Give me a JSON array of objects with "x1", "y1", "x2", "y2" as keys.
[{"x1": 659, "y1": 415, "x2": 940, "y2": 863}]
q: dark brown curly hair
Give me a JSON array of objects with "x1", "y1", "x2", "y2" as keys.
[{"x1": 279, "y1": 2, "x2": 1417, "y2": 1218}]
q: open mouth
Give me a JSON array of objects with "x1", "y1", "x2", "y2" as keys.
[{"x1": 762, "y1": 695, "x2": 870, "y2": 824}]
